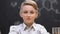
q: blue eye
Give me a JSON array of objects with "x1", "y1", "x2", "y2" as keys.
[
  {"x1": 23, "y1": 11, "x2": 28, "y2": 14},
  {"x1": 23, "y1": 11, "x2": 35, "y2": 14},
  {"x1": 30, "y1": 11, "x2": 34, "y2": 14}
]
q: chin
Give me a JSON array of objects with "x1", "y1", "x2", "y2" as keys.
[{"x1": 26, "y1": 22, "x2": 31, "y2": 23}]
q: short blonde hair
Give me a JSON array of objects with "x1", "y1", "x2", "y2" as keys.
[{"x1": 20, "y1": 0, "x2": 38, "y2": 12}]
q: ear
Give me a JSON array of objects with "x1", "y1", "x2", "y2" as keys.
[
  {"x1": 19, "y1": 11, "x2": 23, "y2": 18},
  {"x1": 35, "y1": 12, "x2": 38, "y2": 18}
]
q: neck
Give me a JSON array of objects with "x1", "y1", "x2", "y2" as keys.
[{"x1": 24, "y1": 22, "x2": 34, "y2": 27}]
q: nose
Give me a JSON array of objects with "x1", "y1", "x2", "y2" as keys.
[{"x1": 27, "y1": 13, "x2": 31, "y2": 16}]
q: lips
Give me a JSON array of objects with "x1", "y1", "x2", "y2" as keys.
[{"x1": 26, "y1": 17, "x2": 31, "y2": 20}]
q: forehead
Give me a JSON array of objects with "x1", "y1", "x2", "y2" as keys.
[{"x1": 22, "y1": 5, "x2": 36, "y2": 10}]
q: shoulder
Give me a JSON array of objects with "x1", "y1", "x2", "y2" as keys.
[
  {"x1": 35, "y1": 23, "x2": 45, "y2": 29},
  {"x1": 34, "y1": 23, "x2": 47, "y2": 31},
  {"x1": 35, "y1": 23, "x2": 50, "y2": 34},
  {"x1": 9, "y1": 25, "x2": 18, "y2": 32},
  {"x1": 9, "y1": 23, "x2": 23, "y2": 32}
]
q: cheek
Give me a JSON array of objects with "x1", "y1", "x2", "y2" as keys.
[
  {"x1": 32, "y1": 13, "x2": 38, "y2": 19},
  {"x1": 31, "y1": 14, "x2": 36, "y2": 19},
  {"x1": 21, "y1": 14, "x2": 27, "y2": 19}
]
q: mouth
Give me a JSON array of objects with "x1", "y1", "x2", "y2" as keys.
[{"x1": 26, "y1": 18, "x2": 31, "y2": 20}]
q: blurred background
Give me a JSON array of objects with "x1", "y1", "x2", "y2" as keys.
[
  {"x1": 0, "y1": 0, "x2": 60, "y2": 34},
  {"x1": 52, "y1": 27, "x2": 60, "y2": 34}
]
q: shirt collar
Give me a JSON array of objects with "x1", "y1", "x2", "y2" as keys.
[{"x1": 22, "y1": 22, "x2": 36, "y2": 31}]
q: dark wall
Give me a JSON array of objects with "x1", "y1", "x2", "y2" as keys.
[{"x1": 0, "y1": 0, "x2": 60, "y2": 34}]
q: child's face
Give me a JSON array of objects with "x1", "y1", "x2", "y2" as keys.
[{"x1": 20, "y1": 5, "x2": 38, "y2": 24}]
